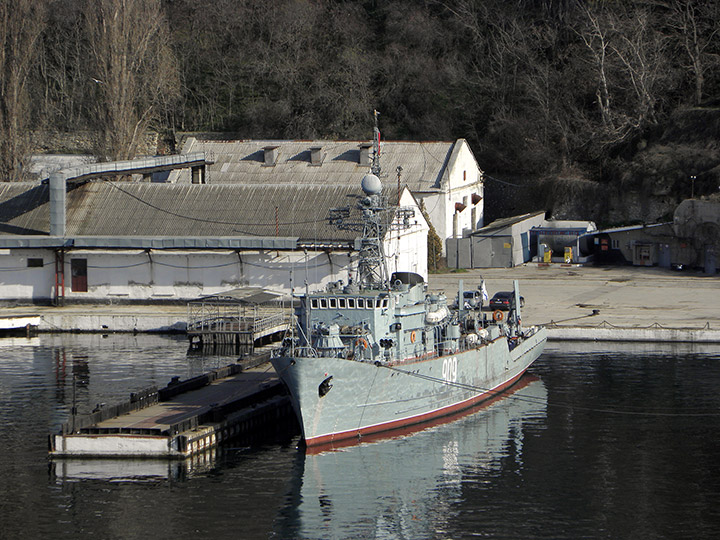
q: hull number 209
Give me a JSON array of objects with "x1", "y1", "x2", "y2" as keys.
[{"x1": 442, "y1": 357, "x2": 458, "y2": 383}]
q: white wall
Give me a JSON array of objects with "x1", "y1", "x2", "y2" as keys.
[
  {"x1": 417, "y1": 140, "x2": 484, "y2": 256},
  {"x1": 0, "y1": 249, "x2": 56, "y2": 301},
  {"x1": 384, "y1": 189, "x2": 430, "y2": 279},
  {"x1": 0, "y1": 249, "x2": 356, "y2": 302},
  {"x1": 0, "y1": 226, "x2": 428, "y2": 303}
]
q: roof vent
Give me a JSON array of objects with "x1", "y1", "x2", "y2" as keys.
[
  {"x1": 263, "y1": 146, "x2": 279, "y2": 167},
  {"x1": 310, "y1": 146, "x2": 324, "y2": 166},
  {"x1": 358, "y1": 143, "x2": 372, "y2": 166}
]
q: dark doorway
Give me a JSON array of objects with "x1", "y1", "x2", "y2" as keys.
[{"x1": 71, "y1": 259, "x2": 87, "y2": 292}]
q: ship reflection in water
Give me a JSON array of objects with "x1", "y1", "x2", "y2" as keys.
[{"x1": 277, "y1": 375, "x2": 547, "y2": 539}]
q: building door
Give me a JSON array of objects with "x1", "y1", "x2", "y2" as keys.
[
  {"x1": 71, "y1": 259, "x2": 87, "y2": 292},
  {"x1": 521, "y1": 232, "x2": 530, "y2": 263},
  {"x1": 659, "y1": 244, "x2": 671, "y2": 268},
  {"x1": 633, "y1": 244, "x2": 653, "y2": 266},
  {"x1": 491, "y1": 237, "x2": 513, "y2": 267}
]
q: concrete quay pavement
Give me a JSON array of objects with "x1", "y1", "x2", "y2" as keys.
[
  {"x1": 428, "y1": 264, "x2": 720, "y2": 342},
  {"x1": 1, "y1": 263, "x2": 718, "y2": 342}
]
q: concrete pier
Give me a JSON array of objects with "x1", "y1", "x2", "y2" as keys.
[
  {"x1": 428, "y1": 263, "x2": 720, "y2": 343},
  {"x1": 2, "y1": 264, "x2": 719, "y2": 342},
  {"x1": 49, "y1": 363, "x2": 294, "y2": 459}
]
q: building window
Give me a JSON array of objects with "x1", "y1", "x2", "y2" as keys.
[
  {"x1": 27, "y1": 258, "x2": 44, "y2": 268},
  {"x1": 611, "y1": 239, "x2": 620, "y2": 249},
  {"x1": 463, "y1": 170, "x2": 467, "y2": 181}
]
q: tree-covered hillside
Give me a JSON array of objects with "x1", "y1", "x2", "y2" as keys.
[{"x1": 2, "y1": 0, "x2": 719, "y2": 224}]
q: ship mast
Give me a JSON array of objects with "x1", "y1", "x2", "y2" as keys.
[
  {"x1": 371, "y1": 109, "x2": 381, "y2": 177},
  {"x1": 329, "y1": 111, "x2": 414, "y2": 290}
]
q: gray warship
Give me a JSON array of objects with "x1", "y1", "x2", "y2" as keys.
[{"x1": 271, "y1": 118, "x2": 546, "y2": 448}]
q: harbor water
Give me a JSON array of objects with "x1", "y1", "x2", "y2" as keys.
[{"x1": 1, "y1": 334, "x2": 719, "y2": 539}]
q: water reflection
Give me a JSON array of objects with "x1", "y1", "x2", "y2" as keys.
[
  {"x1": 277, "y1": 376, "x2": 548, "y2": 540},
  {"x1": 51, "y1": 449, "x2": 220, "y2": 483}
]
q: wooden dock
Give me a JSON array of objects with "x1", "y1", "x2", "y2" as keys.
[{"x1": 49, "y1": 363, "x2": 295, "y2": 459}]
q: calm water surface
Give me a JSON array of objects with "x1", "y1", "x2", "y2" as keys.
[{"x1": 0, "y1": 335, "x2": 718, "y2": 539}]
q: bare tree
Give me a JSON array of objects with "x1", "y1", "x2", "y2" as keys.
[
  {"x1": 35, "y1": 0, "x2": 89, "y2": 132},
  {"x1": 0, "y1": 0, "x2": 46, "y2": 181},
  {"x1": 85, "y1": 0, "x2": 178, "y2": 160},
  {"x1": 575, "y1": 2, "x2": 672, "y2": 154},
  {"x1": 667, "y1": 0, "x2": 720, "y2": 105},
  {"x1": 577, "y1": 4, "x2": 617, "y2": 132},
  {"x1": 609, "y1": 6, "x2": 670, "y2": 126}
]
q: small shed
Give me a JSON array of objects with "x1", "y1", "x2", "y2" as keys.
[
  {"x1": 447, "y1": 212, "x2": 545, "y2": 268},
  {"x1": 447, "y1": 212, "x2": 597, "y2": 268}
]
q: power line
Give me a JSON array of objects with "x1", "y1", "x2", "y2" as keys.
[
  {"x1": 483, "y1": 173, "x2": 524, "y2": 187},
  {"x1": 102, "y1": 180, "x2": 329, "y2": 228}
]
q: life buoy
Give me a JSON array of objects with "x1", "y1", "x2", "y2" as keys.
[
  {"x1": 493, "y1": 310, "x2": 504, "y2": 322},
  {"x1": 410, "y1": 331, "x2": 416, "y2": 343},
  {"x1": 355, "y1": 337, "x2": 368, "y2": 349}
]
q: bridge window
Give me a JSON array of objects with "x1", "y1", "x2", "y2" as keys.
[
  {"x1": 357, "y1": 298, "x2": 365, "y2": 308},
  {"x1": 320, "y1": 298, "x2": 328, "y2": 309},
  {"x1": 339, "y1": 298, "x2": 346, "y2": 308},
  {"x1": 348, "y1": 298, "x2": 356, "y2": 308},
  {"x1": 329, "y1": 298, "x2": 337, "y2": 309},
  {"x1": 310, "y1": 298, "x2": 319, "y2": 309}
]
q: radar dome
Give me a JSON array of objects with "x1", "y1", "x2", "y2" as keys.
[{"x1": 361, "y1": 173, "x2": 382, "y2": 195}]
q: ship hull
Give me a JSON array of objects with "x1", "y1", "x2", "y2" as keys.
[{"x1": 272, "y1": 327, "x2": 547, "y2": 447}]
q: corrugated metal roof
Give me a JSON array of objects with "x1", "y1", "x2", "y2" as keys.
[
  {"x1": 0, "y1": 182, "x2": 49, "y2": 235},
  {"x1": 0, "y1": 181, "x2": 378, "y2": 241},
  {"x1": 473, "y1": 211, "x2": 546, "y2": 234},
  {"x1": 171, "y1": 138, "x2": 458, "y2": 191}
]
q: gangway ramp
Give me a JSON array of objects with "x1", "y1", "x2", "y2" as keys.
[{"x1": 187, "y1": 288, "x2": 292, "y2": 354}]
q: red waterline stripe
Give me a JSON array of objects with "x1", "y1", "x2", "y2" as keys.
[{"x1": 305, "y1": 368, "x2": 528, "y2": 447}]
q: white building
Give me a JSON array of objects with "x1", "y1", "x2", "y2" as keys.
[
  {"x1": 170, "y1": 137, "x2": 484, "y2": 254},
  {"x1": 0, "y1": 180, "x2": 427, "y2": 304}
]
